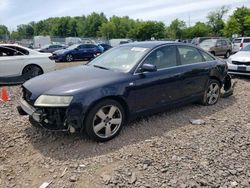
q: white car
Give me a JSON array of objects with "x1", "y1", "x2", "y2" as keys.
[
  {"x1": 0, "y1": 44, "x2": 55, "y2": 81},
  {"x1": 227, "y1": 44, "x2": 250, "y2": 76},
  {"x1": 232, "y1": 37, "x2": 250, "y2": 53}
]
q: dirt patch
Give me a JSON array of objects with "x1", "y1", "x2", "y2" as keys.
[{"x1": 0, "y1": 76, "x2": 249, "y2": 187}]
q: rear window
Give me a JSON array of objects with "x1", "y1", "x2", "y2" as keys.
[
  {"x1": 233, "y1": 39, "x2": 242, "y2": 43},
  {"x1": 243, "y1": 38, "x2": 250, "y2": 43}
]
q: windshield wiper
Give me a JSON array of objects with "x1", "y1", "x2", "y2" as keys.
[{"x1": 93, "y1": 65, "x2": 109, "y2": 70}]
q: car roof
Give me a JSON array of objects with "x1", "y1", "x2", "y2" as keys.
[{"x1": 121, "y1": 41, "x2": 177, "y2": 49}]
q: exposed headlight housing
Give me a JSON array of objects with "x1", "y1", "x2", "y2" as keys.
[{"x1": 34, "y1": 95, "x2": 73, "y2": 107}]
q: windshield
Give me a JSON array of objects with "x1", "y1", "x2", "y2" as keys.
[
  {"x1": 88, "y1": 46, "x2": 149, "y2": 72},
  {"x1": 67, "y1": 44, "x2": 80, "y2": 50},
  {"x1": 199, "y1": 39, "x2": 216, "y2": 47},
  {"x1": 241, "y1": 44, "x2": 250, "y2": 51}
]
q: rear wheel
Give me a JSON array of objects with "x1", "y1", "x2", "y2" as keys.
[
  {"x1": 201, "y1": 79, "x2": 220, "y2": 105},
  {"x1": 22, "y1": 65, "x2": 43, "y2": 80},
  {"x1": 224, "y1": 51, "x2": 230, "y2": 58},
  {"x1": 66, "y1": 54, "x2": 73, "y2": 62},
  {"x1": 84, "y1": 99, "x2": 125, "y2": 142},
  {"x1": 211, "y1": 51, "x2": 215, "y2": 56}
]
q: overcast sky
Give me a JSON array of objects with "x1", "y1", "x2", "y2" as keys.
[{"x1": 0, "y1": 0, "x2": 249, "y2": 30}]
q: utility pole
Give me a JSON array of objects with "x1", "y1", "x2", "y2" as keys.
[{"x1": 188, "y1": 14, "x2": 191, "y2": 27}]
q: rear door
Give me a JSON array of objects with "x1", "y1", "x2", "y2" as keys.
[
  {"x1": 0, "y1": 46, "x2": 25, "y2": 77},
  {"x1": 177, "y1": 45, "x2": 212, "y2": 98}
]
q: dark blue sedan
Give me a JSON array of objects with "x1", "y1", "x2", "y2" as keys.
[
  {"x1": 18, "y1": 41, "x2": 230, "y2": 141},
  {"x1": 51, "y1": 44, "x2": 103, "y2": 62}
]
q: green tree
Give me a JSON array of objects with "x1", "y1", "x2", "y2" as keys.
[
  {"x1": 0, "y1": 25, "x2": 10, "y2": 39},
  {"x1": 136, "y1": 21, "x2": 165, "y2": 41},
  {"x1": 167, "y1": 19, "x2": 186, "y2": 39},
  {"x1": 207, "y1": 6, "x2": 229, "y2": 36},
  {"x1": 16, "y1": 23, "x2": 34, "y2": 38},
  {"x1": 227, "y1": 6, "x2": 250, "y2": 36},
  {"x1": 83, "y1": 12, "x2": 107, "y2": 37}
]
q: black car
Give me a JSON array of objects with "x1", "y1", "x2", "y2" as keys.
[
  {"x1": 18, "y1": 41, "x2": 230, "y2": 142},
  {"x1": 38, "y1": 44, "x2": 67, "y2": 53},
  {"x1": 99, "y1": 43, "x2": 112, "y2": 51}
]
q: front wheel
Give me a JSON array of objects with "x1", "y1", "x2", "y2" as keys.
[
  {"x1": 84, "y1": 99, "x2": 125, "y2": 142},
  {"x1": 66, "y1": 54, "x2": 73, "y2": 62},
  {"x1": 201, "y1": 79, "x2": 220, "y2": 105}
]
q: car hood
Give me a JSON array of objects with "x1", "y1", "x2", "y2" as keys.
[
  {"x1": 23, "y1": 65, "x2": 128, "y2": 100},
  {"x1": 230, "y1": 51, "x2": 250, "y2": 61}
]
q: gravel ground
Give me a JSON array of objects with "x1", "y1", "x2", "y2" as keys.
[{"x1": 0, "y1": 69, "x2": 249, "y2": 187}]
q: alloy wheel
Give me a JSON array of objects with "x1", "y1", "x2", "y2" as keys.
[
  {"x1": 206, "y1": 83, "x2": 220, "y2": 105},
  {"x1": 66, "y1": 54, "x2": 73, "y2": 62},
  {"x1": 93, "y1": 105, "x2": 122, "y2": 139}
]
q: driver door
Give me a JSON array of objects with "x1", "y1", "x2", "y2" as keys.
[{"x1": 133, "y1": 45, "x2": 184, "y2": 113}]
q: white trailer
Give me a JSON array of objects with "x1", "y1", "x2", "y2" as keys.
[
  {"x1": 109, "y1": 39, "x2": 132, "y2": 47},
  {"x1": 65, "y1": 37, "x2": 82, "y2": 46},
  {"x1": 34, "y1": 36, "x2": 51, "y2": 49}
]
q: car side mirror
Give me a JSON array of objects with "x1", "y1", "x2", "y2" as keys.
[{"x1": 139, "y1": 64, "x2": 157, "y2": 73}]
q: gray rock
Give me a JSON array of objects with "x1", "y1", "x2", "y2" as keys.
[{"x1": 190, "y1": 119, "x2": 206, "y2": 125}]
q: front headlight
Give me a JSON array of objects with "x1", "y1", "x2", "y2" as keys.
[{"x1": 34, "y1": 95, "x2": 73, "y2": 107}]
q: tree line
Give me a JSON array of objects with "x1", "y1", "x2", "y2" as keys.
[{"x1": 0, "y1": 6, "x2": 249, "y2": 41}]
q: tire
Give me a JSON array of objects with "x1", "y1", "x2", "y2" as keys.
[
  {"x1": 22, "y1": 65, "x2": 43, "y2": 80},
  {"x1": 66, "y1": 54, "x2": 73, "y2": 62},
  {"x1": 211, "y1": 51, "x2": 215, "y2": 56},
  {"x1": 84, "y1": 99, "x2": 125, "y2": 142},
  {"x1": 224, "y1": 51, "x2": 230, "y2": 59},
  {"x1": 201, "y1": 79, "x2": 221, "y2": 106}
]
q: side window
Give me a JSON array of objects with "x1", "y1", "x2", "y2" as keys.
[
  {"x1": 222, "y1": 40, "x2": 227, "y2": 46},
  {"x1": 0, "y1": 46, "x2": 23, "y2": 56},
  {"x1": 243, "y1": 38, "x2": 250, "y2": 43},
  {"x1": 178, "y1": 46, "x2": 203, "y2": 65},
  {"x1": 6, "y1": 46, "x2": 29, "y2": 55},
  {"x1": 216, "y1": 40, "x2": 222, "y2": 46},
  {"x1": 200, "y1": 50, "x2": 215, "y2": 62},
  {"x1": 78, "y1": 45, "x2": 85, "y2": 49},
  {"x1": 143, "y1": 46, "x2": 177, "y2": 69}
]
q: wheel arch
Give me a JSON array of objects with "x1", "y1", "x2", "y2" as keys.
[
  {"x1": 22, "y1": 64, "x2": 44, "y2": 75},
  {"x1": 209, "y1": 76, "x2": 222, "y2": 87}
]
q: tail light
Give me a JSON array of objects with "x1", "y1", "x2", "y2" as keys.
[{"x1": 240, "y1": 43, "x2": 243, "y2": 48}]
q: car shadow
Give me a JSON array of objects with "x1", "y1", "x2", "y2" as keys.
[{"x1": 24, "y1": 95, "x2": 237, "y2": 161}]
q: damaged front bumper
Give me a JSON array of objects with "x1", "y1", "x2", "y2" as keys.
[{"x1": 17, "y1": 99, "x2": 83, "y2": 133}]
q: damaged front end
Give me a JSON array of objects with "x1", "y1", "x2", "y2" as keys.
[
  {"x1": 221, "y1": 74, "x2": 236, "y2": 98},
  {"x1": 17, "y1": 88, "x2": 83, "y2": 133}
]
